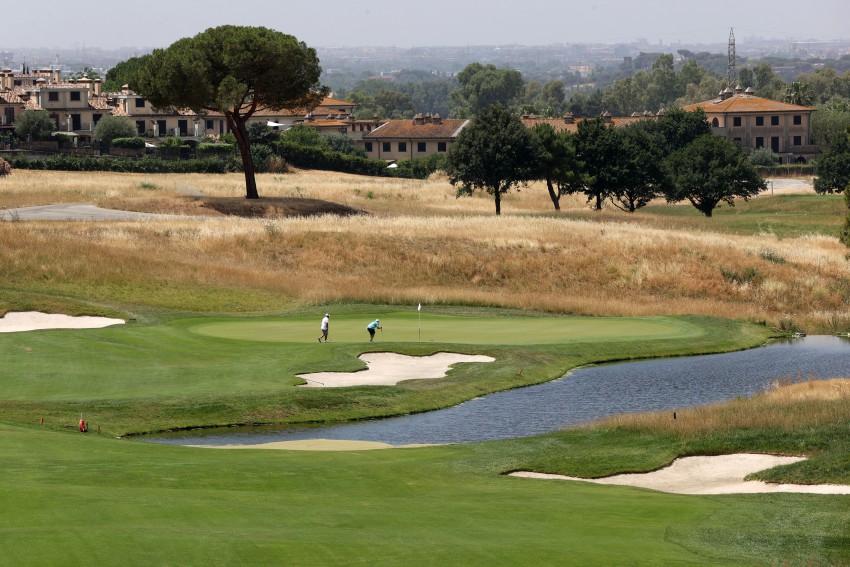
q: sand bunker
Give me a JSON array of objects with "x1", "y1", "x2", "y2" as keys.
[
  {"x1": 297, "y1": 352, "x2": 495, "y2": 387},
  {"x1": 510, "y1": 453, "x2": 850, "y2": 495},
  {"x1": 189, "y1": 439, "x2": 434, "y2": 451},
  {"x1": 0, "y1": 311, "x2": 125, "y2": 333}
]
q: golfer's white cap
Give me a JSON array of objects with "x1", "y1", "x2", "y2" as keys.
[
  {"x1": 325, "y1": 313, "x2": 330, "y2": 317},
  {"x1": 376, "y1": 319, "x2": 380, "y2": 322}
]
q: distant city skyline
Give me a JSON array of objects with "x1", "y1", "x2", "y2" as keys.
[{"x1": 5, "y1": 0, "x2": 847, "y2": 51}]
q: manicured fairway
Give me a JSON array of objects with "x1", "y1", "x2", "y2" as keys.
[
  {"x1": 190, "y1": 312, "x2": 705, "y2": 345},
  {"x1": 3, "y1": 422, "x2": 847, "y2": 566}
]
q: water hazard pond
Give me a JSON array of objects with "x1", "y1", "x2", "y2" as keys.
[{"x1": 149, "y1": 336, "x2": 850, "y2": 447}]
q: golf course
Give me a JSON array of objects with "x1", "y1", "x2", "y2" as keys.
[{"x1": 1, "y1": 169, "x2": 849, "y2": 565}]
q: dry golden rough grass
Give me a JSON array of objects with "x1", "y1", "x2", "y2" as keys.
[
  {"x1": 1, "y1": 169, "x2": 849, "y2": 331},
  {"x1": 589, "y1": 378, "x2": 850, "y2": 435}
]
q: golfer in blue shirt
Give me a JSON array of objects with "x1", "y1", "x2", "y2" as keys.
[{"x1": 366, "y1": 319, "x2": 382, "y2": 342}]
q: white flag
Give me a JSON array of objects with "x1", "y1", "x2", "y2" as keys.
[{"x1": 417, "y1": 303, "x2": 421, "y2": 311}]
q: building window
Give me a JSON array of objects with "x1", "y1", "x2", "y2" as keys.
[
  {"x1": 398, "y1": 142, "x2": 407, "y2": 152},
  {"x1": 771, "y1": 136, "x2": 780, "y2": 152},
  {"x1": 438, "y1": 142, "x2": 447, "y2": 152},
  {"x1": 93, "y1": 114, "x2": 102, "y2": 125},
  {"x1": 711, "y1": 118, "x2": 719, "y2": 127},
  {"x1": 771, "y1": 116, "x2": 779, "y2": 126},
  {"x1": 206, "y1": 120, "x2": 213, "y2": 130},
  {"x1": 755, "y1": 116, "x2": 763, "y2": 126},
  {"x1": 178, "y1": 119, "x2": 188, "y2": 136},
  {"x1": 793, "y1": 115, "x2": 802, "y2": 125},
  {"x1": 755, "y1": 137, "x2": 764, "y2": 148},
  {"x1": 70, "y1": 91, "x2": 81, "y2": 101},
  {"x1": 382, "y1": 142, "x2": 391, "y2": 152},
  {"x1": 417, "y1": 142, "x2": 426, "y2": 152},
  {"x1": 136, "y1": 120, "x2": 146, "y2": 135},
  {"x1": 793, "y1": 135, "x2": 802, "y2": 146},
  {"x1": 733, "y1": 137, "x2": 742, "y2": 144},
  {"x1": 135, "y1": 98, "x2": 145, "y2": 108},
  {"x1": 48, "y1": 92, "x2": 59, "y2": 102},
  {"x1": 733, "y1": 116, "x2": 741, "y2": 127},
  {"x1": 365, "y1": 142, "x2": 373, "y2": 152}
]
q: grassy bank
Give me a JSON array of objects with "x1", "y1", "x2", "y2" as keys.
[{"x1": 2, "y1": 176, "x2": 849, "y2": 333}]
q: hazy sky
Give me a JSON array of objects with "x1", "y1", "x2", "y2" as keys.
[{"x1": 8, "y1": 0, "x2": 848, "y2": 50}]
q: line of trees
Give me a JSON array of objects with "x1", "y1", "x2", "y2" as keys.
[
  {"x1": 331, "y1": 56, "x2": 850, "y2": 122},
  {"x1": 445, "y1": 106, "x2": 765, "y2": 216}
]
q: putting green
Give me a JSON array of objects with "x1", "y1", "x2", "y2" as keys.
[{"x1": 189, "y1": 313, "x2": 705, "y2": 345}]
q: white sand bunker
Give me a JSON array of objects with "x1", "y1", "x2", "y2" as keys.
[
  {"x1": 297, "y1": 352, "x2": 495, "y2": 387},
  {"x1": 0, "y1": 311, "x2": 125, "y2": 333},
  {"x1": 510, "y1": 453, "x2": 850, "y2": 495},
  {"x1": 190, "y1": 439, "x2": 433, "y2": 451}
]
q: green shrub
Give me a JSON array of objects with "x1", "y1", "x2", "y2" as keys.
[
  {"x1": 111, "y1": 137, "x2": 146, "y2": 150},
  {"x1": 759, "y1": 248, "x2": 786, "y2": 264},
  {"x1": 721, "y1": 266, "x2": 760, "y2": 285},
  {"x1": 157, "y1": 136, "x2": 185, "y2": 149},
  {"x1": 279, "y1": 124, "x2": 326, "y2": 147},
  {"x1": 93, "y1": 116, "x2": 137, "y2": 143},
  {"x1": 14, "y1": 110, "x2": 55, "y2": 141},
  {"x1": 325, "y1": 134, "x2": 366, "y2": 157},
  {"x1": 250, "y1": 144, "x2": 274, "y2": 173},
  {"x1": 198, "y1": 142, "x2": 235, "y2": 157},
  {"x1": 749, "y1": 147, "x2": 780, "y2": 166}
]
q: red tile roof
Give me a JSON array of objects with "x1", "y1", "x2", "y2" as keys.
[
  {"x1": 363, "y1": 118, "x2": 469, "y2": 140},
  {"x1": 88, "y1": 95, "x2": 112, "y2": 110},
  {"x1": 0, "y1": 91, "x2": 25, "y2": 104},
  {"x1": 682, "y1": 94, "x2": 814, "y2": 114},
  {"x1": 23, "y1": 98, "x2": 42, "y2": 111}
]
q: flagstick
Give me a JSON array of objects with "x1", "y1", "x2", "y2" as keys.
[{"x1": 418, "y1": 303, "x2": 421, "y2": 342}]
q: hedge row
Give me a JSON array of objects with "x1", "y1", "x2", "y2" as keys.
[
  {"x1": 6, "y1": 154, "x2": 232, "y2": 174},
  {"x1": 272, "y1": 141, "x2": 442, "y2": 179},
  {"x1": 111, "y1": 137, "x2": 147, "y2": 150},
  {"x1": 4, "y1": 142, "x2": 444, "y2": 179},
  {"x1": 273, "y1": 141, "x2": 390, "y2": 176}
]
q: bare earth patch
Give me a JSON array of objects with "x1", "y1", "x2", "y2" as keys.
[
  {"x1": 297, "y1": 352, "x2": 495, "y2": 387},
  {"x1": 510, "y1": 453, "x2": 850, "y2": 495},
  {"x1": 0, "y1": 311, "x2": 125, "y2": 333}
]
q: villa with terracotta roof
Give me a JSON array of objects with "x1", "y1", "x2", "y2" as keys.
[
  {"x1": 682, "y1": 86, "x2": 818, "y2": 163},
  {"x1": 360, "y1": 114, "x2": 469, "y2": 160}
]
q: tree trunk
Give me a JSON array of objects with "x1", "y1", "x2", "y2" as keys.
[
  {"x1": 495, "y1": 190, "x2": 501, "y2": 216},
  {"x1": 546, "y1": 178, "x2": 561, "y2": 211},
  {"x1": 595, "y1": 191, "x2": 603, "y2": 210},
  {"x1": 226, "y1": 112, "x2": 259, "y2": 200}
]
